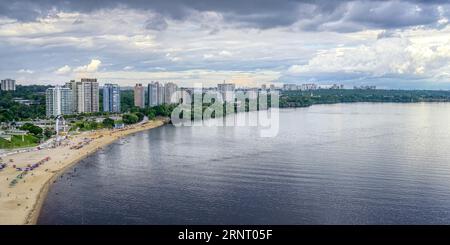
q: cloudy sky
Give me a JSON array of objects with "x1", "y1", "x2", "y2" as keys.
[{"x1": 1, "y1": 0, "x2": 450, "y2": 88}]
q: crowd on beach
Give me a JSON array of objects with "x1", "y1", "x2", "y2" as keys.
[
  {"x1": 9, "y1": 157, "x2": 51, "y2": 187},
  {"x1": 0, "y1": 119, "x2": 164, "y2": 224},
  {"x1": 69, "y1": 138, "x2": 93, "y2": 150}
]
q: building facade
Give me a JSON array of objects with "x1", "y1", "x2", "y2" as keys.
[
  {"x1": 65, "y1": 80, "x2": 78, "y2": 113},
  {"x1": 103, "y1": 83, "x2": 121, "y2": 113},
  {"x1": 147, "y1": 82, "x2": 158, "y2": 107},
  {"x1": 46, "y1": 86, "x2": 73, "y2": 117},
  {"x1": 1, "y1": 79, "x2": 16, "y2": 91},
  {"x1": 300, "y1": 83, "x2": 318, "y2": 90},
  {"x1": 283, "y1": 84, "x2": 298, "y2": 91},
  {"x1": 164, "y1": 82, "x2": 178, "y2": 104},
  {"x1": 79, "y1": 78, "x2": 99, "y2": 113},
  {"x1": 157, "y1": 82, "x2": 165, "y2": 105},
  {"x1": 134, "y1": 83, "x2": 145, "y2": 108}
]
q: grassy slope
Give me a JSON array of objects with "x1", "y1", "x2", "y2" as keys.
[{"x1": 0, "y1": 135, "x2": 39, "y2": 149}]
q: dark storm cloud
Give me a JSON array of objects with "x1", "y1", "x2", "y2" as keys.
[
  {"x1": 345, "y1": 1, "x2": 440, "y2": 28},
  {"x1": 0, "y1": 0, "x2": 449, "y2": 31}
]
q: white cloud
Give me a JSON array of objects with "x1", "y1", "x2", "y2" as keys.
[
  {"x1": 55, "y1": 65, "x2": 72, "y2": 75},
  {"x1": 73, "y1": 59, "x2": 102, "y2": 73},
  {"x1": 166, "y1": 53, "x2": 181, "y2": 62},
  {"x1": 219, "y1": 50, "x2": 232, "y2": 57},
  {"x1": 54, "y1": 59, "x2": 103, "y2": 77},
  {"x1": 18, "y1": 69, "x2": 34, "y2": 74},
  {"x1": 203, "y1": 50, "x2": 233, "y2": 60},
  {"x1": 287, "y1": 33, "x2": 450, "y2": 80},
  {"x1": 203, "y1": 54, "x2": 214, "y2": 59}
]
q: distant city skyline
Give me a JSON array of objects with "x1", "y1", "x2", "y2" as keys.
[{"x1": 1, "y1": 1, "x2": 450, "y2": 89}]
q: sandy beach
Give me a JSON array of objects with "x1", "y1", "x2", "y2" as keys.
[{"x1": 0, "y1": 118, "x2": 167, "y2": 225}]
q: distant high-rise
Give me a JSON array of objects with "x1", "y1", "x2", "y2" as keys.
[
  {"x1": 134, "y1": 83, "x2": 145, "y2": 108},
  {"x1": 218, "y1": 82, "x2": 235, "y2": 102},
  {"x1": 300, "y1": 83, "x2": 318, "y2": 91},
  {"x1": 65, "y1": 80, "x2": 78, "y2": 113},
  {"x1": 147, "y1": 82, "x2": 158, "y2": 107},
  {"x1": 164, "y1": 82, "x2": 178, "y2": 104},
  {"x1": 103, "y1": 84, "x2": 121, "y2": 113},
  {"x1": 46, "y1": 86, "x2": 73, "y2": 117},
  {"x1": 157, "y1": 82, "x2": 165, "y2": 105},
  {"x1": 76, "y1": 78, "x2": 99, "y2": 113},
  {"x1": 1, "y1": 79, "x2": 16, "y2": 91},
  {"x1": 283, "y1": 84, "x2": 298, "y2": 91}
]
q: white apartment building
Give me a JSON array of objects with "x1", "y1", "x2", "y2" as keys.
[
  {"x1": 164, "y1": 82, "x2": 178, "y2": 104},
  {"x1": 74, "y1": 79, "x2": 99, "y2": 113},
  {"x1": 1, "y1": 79, "x2": 16, "y2": 91},
  {"x1": 46, "y1": 86, "x2": 73, "y2": 117}
]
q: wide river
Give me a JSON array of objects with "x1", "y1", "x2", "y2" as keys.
[{"x1": 38, "y1": 103, "x2": 450, "y2": 224}]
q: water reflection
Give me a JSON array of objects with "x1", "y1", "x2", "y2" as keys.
[{"x1": 39, "y1": 103, "x2": 450, "y2": 224}]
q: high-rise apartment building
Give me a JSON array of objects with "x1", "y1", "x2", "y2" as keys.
[
  {"x1": 164, "y1": 82, "x2": 178, "y2": 104},
  {"x1": 76, "y1": 78, "x2": 99, "y2": 113},
  {"x1": 157, "y1": 82, "x2": 165, "y2": 105},
  {"x1": 148, "y1": 82, "x2": 158, "y2": 107},
  {"x1": 46, "y1": 86, "x2": 73, "y2": 117},
  {"x1": 1, "y1": 79, "x2": 16, "y2": 91},
  {"x1": 300, "y1": 83, "x2": 318, "y2": 91},
  {"x1": 134, "y1": 83, "x2": 145, "y2": 108},
  {"x1": 65, "y1": 80, "x2": 78, "y2": 113},
  {"x1": 103, "y1": 84, "x2": 121, "y2": 113},
  {"x1": 283, "y1": 84, "x2": 298, "y2": 91}
]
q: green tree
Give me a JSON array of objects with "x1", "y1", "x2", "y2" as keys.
[
  {"x1": 20, "y1": 123, "x2": 43, "y2": 136},
  {"x1": 122, "y1": 114, "x2": 139, "y2": 124},
  {"x1": 120, "y1": 90, "x2": 134, "y2": 113},
  {"x1": 0, "y1": 109, "x2": 14, "y2": 122},
  {"x1": 88, "y1": 121, "x2": 99, "y2": 130},
  {"x1": 44, "y1": 128, "x2": 55, "y2": 139},
  {"x1": 102, "y1": 118, "x2": 115, "y2": 128},
  {"x1": 135, "y1": 112, "x2": 145, "y2": 122},
  {"x1": 147, "y1": 109, "x2": 156, "y2": 120}
]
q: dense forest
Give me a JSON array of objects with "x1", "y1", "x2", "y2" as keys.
[
  {"x1": 0, "y1": 85, "x2": 49, "y2": 122},
  {"x1": 279, "y1": 89, "x2": 450, "y2": 108}
]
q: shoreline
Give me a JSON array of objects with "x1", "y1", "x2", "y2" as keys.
[
  {"x1": 0, "y1": 118, "x2": 168, "y2": 225},
  {"x1": 4, "y1": 102, "x2": 448, "y2": 225}
]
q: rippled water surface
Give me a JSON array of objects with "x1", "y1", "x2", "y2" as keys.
[{"x1": 38, "y1": 103, "x2": 450, "y2": 224}]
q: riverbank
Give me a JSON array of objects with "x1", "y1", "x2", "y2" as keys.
[
  {"x1": 37, "y1": 103, "x2": 450, "y2": 225},
  {"x1": 0, "y1": 118, "x2": 167, "y2": 225}
]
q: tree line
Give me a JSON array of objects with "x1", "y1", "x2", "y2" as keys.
[{"x1": 4, "y1": 86, "x2": 450, "y2": 124}]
